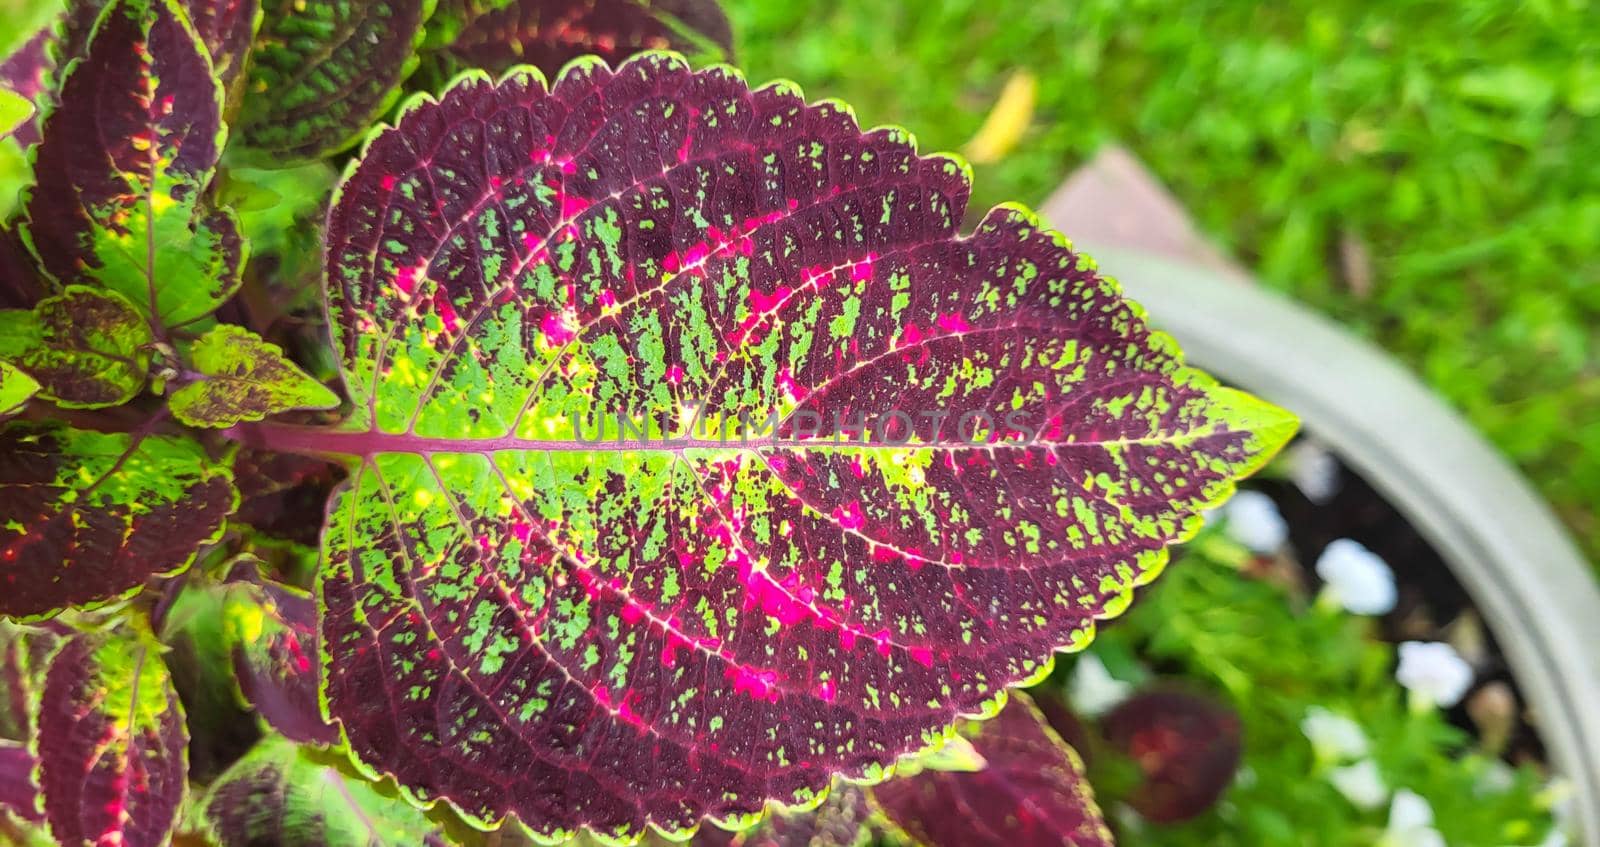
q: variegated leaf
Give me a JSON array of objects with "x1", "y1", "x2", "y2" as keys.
[
  {"x1": 36, "y1": 629, "x2": 188, "y2": 847},
  {"x1": 434, "y1": 0, "x2": 733, "y2": 78},
  {"x1": 0, "y1": 287, "x2": 153, "y2": 409},
  {"x1": 196, "y1": 736, "x2": 450, "y2": 847},
  {"x1": 0, "y1": 422, "x2": 236, "y2": 620},
  {"x1": 295, "y1": 53, "x2": 1295, "y2": 841},
  {"x1": 222, "y1": 560, "x2": 337, "y2": 745},
  {"x1": 235, "y1": 0, "x2": 435, "y2": 162},
  {"x1": 23, "y1": 0, "x2": 244, "y2": 330},
  {"x1": 169, "y1": 324, "x2": 339, "y2": 427}
]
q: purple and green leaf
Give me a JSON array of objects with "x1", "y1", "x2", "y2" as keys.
[
  {"x1": 872, "y1": 693, "x2": 1112, "y2": 847},
  {"x1": 433, "y1": 0, "x2": 733, "y2": 79},
  {"x1": 0, "y1": 27, "x2": 54, "y2": 148},
  {"x1": 234, "y1": 0, "x2": 436, "y2": 162},
  {"x1": 0, "y1": 422, "x2": 236, "y2": 620},
  {"x1": 35, "y1": 628, "x2": 188, "y2": 847},
  {"x1": 0, "y1": 622, "x2": 62, "y2": 742},
  {"x1": 169, "y1": 324, "x2": 339, "y2": 428},
  {"x1": 0, "y1": 287, "x2": 153, "y2": 409},
  {"x1": 301, "y1": 53, "x2": 1295, "y2": 841},
  {"x1": 195, "y1": 736, "x2": 450, "y2": 847},
  {"x1": 23, "y1": 0, "x2": 244, "y2": 330},
  {"x1": 222, "y1": 561, "x2": 338, "y2": 745}
]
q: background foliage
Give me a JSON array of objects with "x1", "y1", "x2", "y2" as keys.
[{"x1": 726, "y1": 0, "x2": 1600, "y2": 560}]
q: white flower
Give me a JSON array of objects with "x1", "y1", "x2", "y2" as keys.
[
  {"x1": 1289, "y1": 440, "x2": 1341, "y2": 503},
  {"x1": 1300, "y1": 706, "x2": 1369, "y2": 762},
  {"x1": 1316, "y1": 539, "x2": 1397, "y2": 615},
  {"x1": 1378, "y1": 789, "x2": 1447, "y2": 847},
  {"x1": 1329, "y1": 759, "x2": 1389, "y2": 810},
  {"x1": 1397, "y1": 641, "x2": 1474, "y2": 708},
  {"x1": 1068, "y1": 654, "x2": 1133, "y2": 718},
  {"x1": 1222, "y1": 490, "x2": 1288, "y2": 554}
]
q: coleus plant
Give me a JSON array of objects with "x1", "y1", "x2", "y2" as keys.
[{"x1": 0, "y1": 0, "x2": 1297, "y2": 844}]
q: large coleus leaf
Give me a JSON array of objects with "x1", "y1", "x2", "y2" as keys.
[
  {"x1": 35, "y1": 629, "x2": 188, "y2": 847},
  {"x1": 307, "y1": 53, "x2": 1294, "y2": 840},
  {"x1": 434, "y1": 0, "x2": 733, "y2": 78},
  {"x1": 234, "y1": 0, "x2": 435, "y2": 162},
  {"x1": 222, "y1": 560, "x2": 338, "y2": 745},
  {"x1": 195, "y1": 736, "x2": 449, "y2": 847},
  {"x1": 23, "y1": 0, "x2": 244, "y2": 330},
  {"x1": 0, "y1": 422, "x2": 236, "y2": 619},
  {"x1": 169, "y1": 324, "x2": 340, "y2": 427},
  {"x1": 872, "y1": 693, "x2": 1111, "y2": 847},
  {"x1": 0, "y1": 286, "x2": 153, "y2": 409}
]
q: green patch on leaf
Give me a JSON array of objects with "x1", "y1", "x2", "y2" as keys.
[
  {"x1": 23, "y1": 0, "x2": 244, "y2": 330},
  {"x1": 0, "y1": 361, "x2": 39, "y2": 417},
  {"x1": 170, "y1": 324, "x2": 338, "y2": 427},
  {"x1": 0, "y1": 422, "x2": 236, "y2": 619},
  {"x1": 0, "y1": 286, "x2": 152, "y2": 409},
  {"x1": 0, "y1": 88, "x2": 31, "y2": 137}
]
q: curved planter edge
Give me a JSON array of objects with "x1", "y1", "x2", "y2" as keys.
[{"x1": 1079, "y1": 243, "x2": 1600, "y2": 844}]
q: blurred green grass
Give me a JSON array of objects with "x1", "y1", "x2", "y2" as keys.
[{"x1": 725, "y1": 0, "x2": 1600, "y2": 560}]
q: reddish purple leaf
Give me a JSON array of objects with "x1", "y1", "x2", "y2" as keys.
[
  {"x1": 439, "y1": 0, "x2": 733, "y2": 78},
  {"x1": 0, "y1": 742, "x2": 40, "y2": 825},
  {"x1": 0, "y1": 226, "x2": 46, "y2": 310},
  {"x1": 0, "y1": 740, "x2": 41, "y2": 823},
  {"x1": 1100, "y1": 688, "x2": 1242, "y2": 823},
  {"x1": 306, "y1": 54, "x2": 1295, "y2": 840},
  {"x1": 873, "y1": 694, "x2": 1111, "y2": 847},
  {"x1": 36, "y1": 630, "x2": 188, "y2": 847},
  {"x1": 0, "y1": 423, "x2": 236, "y2": 620},
  {"x1": 184, "y1": 0, "x2": 260, "y2": 95},
  {"x1": 223, "y1": 561, "x2": 338, "y2": 745},
  {"x1": 232, "y1": 448, "x2": 346, "y2": 545}
]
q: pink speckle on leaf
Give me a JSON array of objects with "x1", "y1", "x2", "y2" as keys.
[
  {"x1": 540, "y1": 311, "x2": 577, "y2": 346},
  {"x1": 937, "y1": 313, "x2": 972, "y2": 333},
  {"x1": 833, "y1": 501, "x2": 865, "y2": 531},
  {"x1": 665, "y1": 365, "x2": 685, "y2": 385}
]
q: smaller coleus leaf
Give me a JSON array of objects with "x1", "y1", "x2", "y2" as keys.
[
  {"x1": 872, "y1": 693, "x2": 1113, "y2": 847},
  {"x1": 221, "y1": 560, "x2": 337, "y2": 745},
  {"x1": 24, "y1": 0, "x2": 245, "y2": 330},
  {"x1": 0, "y1": 286, "x2": 153, "y2": 409},
  {"x1": 0, "y1": 421, "x2": 236, "y2": 620},
  {"x1": 0, "y1": 739, "x2": 42, "y2": 823},
  {"x1": 433, "y1": 0, "x2": 733, "y2": 79},
  {"x1": 1099, "y1": 687, "x2": 1242, "y2": 824},
  {"x1": 234, "y1": 0, "x2": 435, "y2": 163},
  {"x1": 0, "y1": 361, "x2": 39, "y2": 418},
  {"x1": 195, "y1": 736, "x2": 450, "y2": 847},
  {"x1": 183, "y1": 0, "x2": 263, "y2": 103},
  {"x1": 706, "y1": 785, "x2": 874, "y2": 847},
  {"x1": 36, "y1": 628, "x2": 188, "y2": 847},
  {"x1": 169, "y1": 324, "x2": 338, "y2": 428}
]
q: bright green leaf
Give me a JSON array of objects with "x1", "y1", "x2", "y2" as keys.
[{"x1": 0, "y1": 360, "x2": 38, "y2": 417}]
